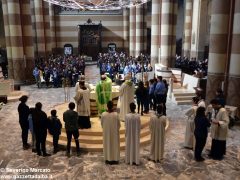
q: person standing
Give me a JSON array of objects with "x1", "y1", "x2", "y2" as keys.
[
  {"x1": 28, "y1": 107, "x2": 36, "y2": 152},
  {"x1": 149, "y1": 79, "x2": 155, "y2": 110},
  {"x1": 154, "y1": 76, "x2": 166, "y2": 106},
  {"x1": 32, "y1": 102, "x2": 50, "y2": 156},
  {"x1": 101, "y1": 101, "x2": 121, "y2": 164},
  {"x1": 118, "y1": 74, "x2": 135, "y2": 121},
  {"x1": 162, "y1": 79, "x2": 168, "y2": 115},
  {"x1": 125, "y1": 102, "x2": 141, "y2": 165},
  {"x1": 48, "y1": 110, "x2": 62, "y2": 154},
  {"x1": 63, "y1": 102, "x2": 80, "y2": 156},
  {"x1": 209, "y1": 99, "x2": 229, "y2": 160},
  {"x1": 74, "y1": 81, "x2": 91, "y2": 129},
  {"x1": 194, "y1": 107, "x2": 211, "y2": 161},
  {"x1": 18, "y1": 96, "x2": 30, "y2": 150},
  {"x1": 184, "y1": 97, "x2": 199, "y2": 149},
  {"x1": 135, "y1": 81, "x2": 147, "y2": 116},
  {"x1": 149, "y1": 104, "x2": 167, "y2": 162},
  {"x1": 33, "y1": 67, "x2": 41, "y2": 88},
  {"x1": 96, "y1": 74, "x2": 112, "y2": 115}
]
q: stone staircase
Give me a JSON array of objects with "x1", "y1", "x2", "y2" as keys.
[
  {"x1": 46, "y1": 103, "x2": 169, "y2": 152},
  {"x1": 172, "y1": 89, "x2": 196, "y2": 105},
  {"x1": 46, "y1": 117, "x2": 152, "y2": 152}
]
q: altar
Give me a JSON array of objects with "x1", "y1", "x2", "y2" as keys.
[{"x1": 88, "y1": 84, "x2": 120, "y2": 116}]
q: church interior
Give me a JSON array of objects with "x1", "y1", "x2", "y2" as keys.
[{"x1": 0, "y1": 0, "x2": 240, "y2": 179}]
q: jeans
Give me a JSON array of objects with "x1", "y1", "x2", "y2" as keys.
[
  {"x1": 19, "y1": 121, "x2": 29, "y2": 146},
  {"x1": 66, "y1": 130, "x2": 80, "y2": 153},
  {"x1": 35, "y1": 132, "x2": 47, "y2": 155}
]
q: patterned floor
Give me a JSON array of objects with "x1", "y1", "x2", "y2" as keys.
[{"x1": 0, "y1": 65, "x2": 239, "y2": 180}]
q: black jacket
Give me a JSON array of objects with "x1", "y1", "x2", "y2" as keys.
[
  {"x1": 18, "y1": 103, "x2": 30, "y2": 123},
  {"x1": 194, "y1": 116, "x2": 211, "y2": 138},
  {"x1": 32, "y1": 109, "x2": 48, "y2": 134}
]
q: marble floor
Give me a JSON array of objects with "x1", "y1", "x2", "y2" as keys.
[{"x1": 0, "y1": 65, "x2": 240, "y2": 180}]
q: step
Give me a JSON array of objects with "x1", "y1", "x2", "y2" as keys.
[
  {"x1": 46, "y1": 119, "x2": 169, "y2": 152},
  {"x1": 173, "y1": 92, "x2": 196, "y2": 97},
  {"x1": 55, "y1": 127, "x2": 150, "y2": 144},
  {"x1": 174, "y1": 96, "x2": 195, "y2": 101},
  {"x1": 60, "y1": 120, "x2": 150, "y2": 136},
  {"x1": 176, "y1": 100, "x2": 193, "y2": 105},
  {"x1": 46, "y1": 134, "x2": 151, "y2": 152}
]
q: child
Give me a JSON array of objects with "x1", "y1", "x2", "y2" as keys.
[
  {"x1": 48, "y1": 109, "x2": 62, "y2": 154},
  {"x1": 28, "y1": 108, "x2": 36, "y2": 152}
]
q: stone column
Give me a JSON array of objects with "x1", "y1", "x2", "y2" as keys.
[
  {"x1": 135, "y1": 5, "x2": 144, "y2": 57},
  {"x1": 32, "y1": 0, "x2": 52, "y2": 56},
  {"x1": 6, "y1": 0, "x2": 25, "y2": 83},
  {"x1": 227, "y1": 0, "x2": 240, "y2": 108},
  {"x1": 151, "y1": 0, "x2": 160, "y2": 66},
  {"x1": 129, "y1": 7, "x2": 136, "y2": 57},
  {"x1": 206, "y1": 0, "x2": 231, "y2": 102},
  {"x1": 43, "y1": 1, "x2": 52, "y2": 54},
  {"x1": 123, "y1": 8, "x2": 129, "y2": 54},
  {"x1": 183, "y1": 0, "x2": 193, "y2": 57},
  {"x1": 20, "y1": 0, "x2": 35, "y2": 81},
  {"x1": 143, "y1": 4, "x2": 148, "y2": 54},
  {"x1": 160, "y1": 0, "x2": 178, "y2": 67},
  {"x1": 2, "y1": 0, "x2": 13, "y2": 78}
]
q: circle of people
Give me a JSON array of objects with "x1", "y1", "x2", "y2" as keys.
[{"x1": 18, "y1": 72, "x2": 228, "y2": 164}]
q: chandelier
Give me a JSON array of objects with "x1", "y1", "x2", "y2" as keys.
[{"x1": 44, "y1": 0, "x2": 149, "y2": 10}]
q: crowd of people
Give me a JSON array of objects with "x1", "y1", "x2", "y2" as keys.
[
  {"x1": 18, "y1": 66, "x2": 230, "y2": 164},
  {"x1": 97, "y1": 52, "x2": 153, "y2": 82},
  {"x1": 33, "y1": 55, "x2": 86, "y2": 88},
  {"x1": 175, "y1": 55, "x2": 208, "y2": 77}
]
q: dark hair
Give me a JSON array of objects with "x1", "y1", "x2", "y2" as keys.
[
  {"x1": 35, "y1": 102, "x2": 42, "y2": 110},
  {"x1": 51, "y1": 109, "x2": 57, "y2": 116},
  {"x1": 107, "y1": 101, "x2": 113, "y2": 110},
  {"x1": 192, "y1": 96, "x2": 199, "y2": 104},
  {"x1": 210, "y1": 99, "x2": 220, "y2": 105},
  {"x1": 29, "y1": 107, "x2": 35, "y2": 114},
  {"x1": 129, "y1": 102, "x2": 136, "y2": 112},
  {"x1": 68, "y1": 102, "x2": 75, "y2": 110},
  {"x1": 156, "y1": 104, "x2": 163, "y2": 115},
  {"x1": 79, "y1": 81, "x2": 85, "y2": 87},
  {"x1": 138, "y1": 81, "x2": 144, "y2": 88},
  {"x1": 157, "y1": 76, "x2": 163, "y2": 81},
  {"x1": 196, "y1": 106, "x2": 206, "y2": 117},
  {"x1": 19, "y1": 95, "x2": 28, "y2": 103}
]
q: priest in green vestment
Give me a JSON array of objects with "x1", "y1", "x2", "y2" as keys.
[{"x1": 95, "y1": 74, "x2": 112, "y2": 115}]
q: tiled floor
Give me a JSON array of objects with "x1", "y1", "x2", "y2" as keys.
[{"x1": 0, "y1": 65, "x2": 239, "y2": 179}]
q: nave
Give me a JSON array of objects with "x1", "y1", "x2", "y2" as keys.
[{"x1": 0, "y1": 65, "x2": 239, "y2": 179}]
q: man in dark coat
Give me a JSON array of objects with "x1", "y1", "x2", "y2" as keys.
[
  {"x1": 18, "y1": 96, "x2": 30, "y2": 150},
  {"x1": 32, "y1": 102, "x2": 50, "y2": 156}
]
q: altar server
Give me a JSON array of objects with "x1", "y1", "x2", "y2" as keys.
[
  {"x1": 209, "y1": 99, "x2": 229, "y2": 160},
  {"x1": 101, "y1": 101, "x2": 121, "y2": 164},
  {"x1": 118, "y1": 74, "x2": 135, "y2": 121},
  {"x1": 149, "y1": 104, "x2": 167, "y2": 161},
  {"x1": 74, "y1": 81, "x2": 91, "y2": 129},
  {"x1": 125, "y1": 102, "x2": 141, "y2": 165},
  {"x1": 184, "y1": 97, "x2": 199, "y2": 149}
]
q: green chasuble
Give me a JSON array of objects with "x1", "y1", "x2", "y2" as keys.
[{"x1": 96, "y1": 77, "x2": 112, "y2": 114}]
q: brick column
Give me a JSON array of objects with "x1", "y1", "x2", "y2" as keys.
[
  {"x1": 206, "y1": 0, "x2": 231, "y2": 102},
  {"x1": 160, "y1": 0, "x2": 178, "y2": 67},
  {"x1": 123, "y1": 8, "x2": 129, "y2": 54},
  {"x1": 151, "y1": 0, "x2": 160, "y2": 66},
  {"x1": 183, "y1": 0, "x2": 193, "y2": 58},
  {"x1": 227, "y1": 0, "x2": 240, "y2": 108},
  {"x1": 135, "y1": 5, "x2": 144, "y2": 57},
  {"x1": 129, "y1": 7, "x2": 136, "y2": 57}
]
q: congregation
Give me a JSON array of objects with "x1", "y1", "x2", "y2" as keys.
[{"x1": 33, "y1": 54, "x2": 86, "y2": 88}]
